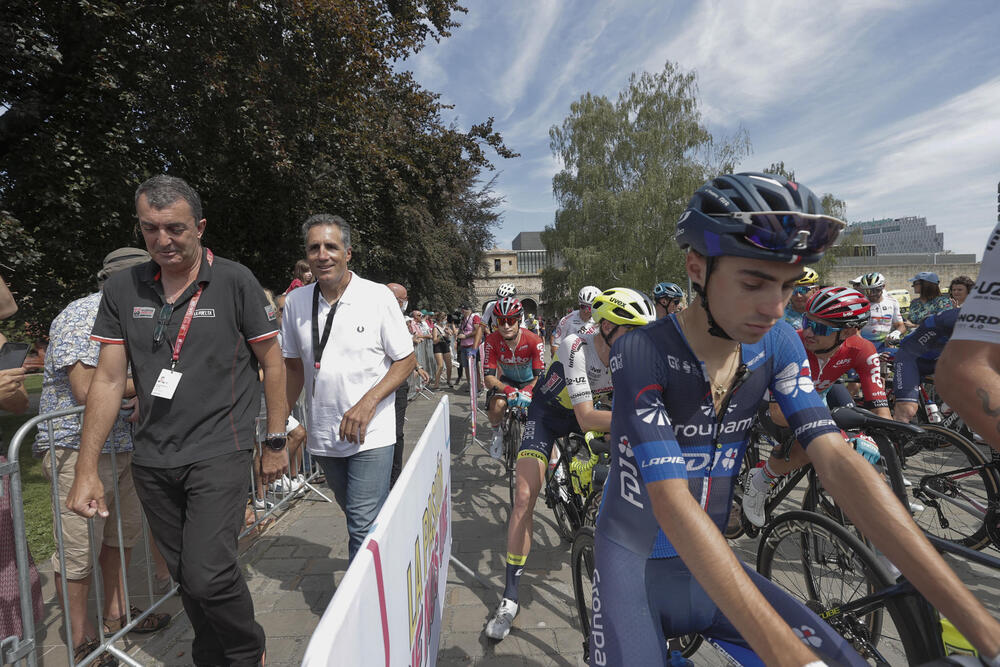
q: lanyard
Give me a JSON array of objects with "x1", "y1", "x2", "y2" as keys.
[
  {"x1": 165, "y1": 249, "x2": 213, "y2": 369},
  {"x1": 312, "y1": 285, "x2": 340, "y2": 370}
]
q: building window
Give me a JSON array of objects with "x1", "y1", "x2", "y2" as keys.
[{"x1": 494, "y1": 259, "x2": 501, "y2": 272}]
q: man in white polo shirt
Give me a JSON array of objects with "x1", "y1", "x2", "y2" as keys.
[{"x1": 281, "y1": 214, "x2": 415, "y2": 561}]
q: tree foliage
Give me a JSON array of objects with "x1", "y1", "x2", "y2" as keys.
[
  {"x1": 542, "y1": 62, "x2": 750, "y2": 312},
  {"x1": 1, "y1": 0, "x2": 512, "y2": 330}
]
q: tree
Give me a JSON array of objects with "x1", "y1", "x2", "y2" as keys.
[
  {"x1": 542, "y1": 62, "x2": 750, "y2": 313},
  {"x1": 1, "y1": 1, "x2": 511, "y2": 330}
]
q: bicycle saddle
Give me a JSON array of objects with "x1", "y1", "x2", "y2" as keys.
[{"x1": 830, "y1": 406, "x2": 923, "y2": 435}]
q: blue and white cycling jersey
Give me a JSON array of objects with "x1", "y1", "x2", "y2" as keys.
[
  {"x1": 898, "y1": 307, "x2": 958, "y2": 361},
  {"x1": 596, "y1": 315, "x2": 840, "y2": 559}
]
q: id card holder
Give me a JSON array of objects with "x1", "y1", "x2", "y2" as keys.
[{"x1": 151, "y1": 368, "x2": 182, "y2": 399}]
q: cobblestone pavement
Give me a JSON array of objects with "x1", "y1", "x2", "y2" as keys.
[{"x1": 27, "y1": 379, "x2": 1000, "y2": 665}]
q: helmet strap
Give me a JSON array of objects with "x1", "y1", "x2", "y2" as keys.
[
  {"x1": 600, "y1": 322, "x2": 620, "y2": 348},
  {"x1": 693, "y1": 257, "x2": 734, "y2": 341},
  {"x1": 813, "y1": 330, "x2": 845, "y2": 355}
]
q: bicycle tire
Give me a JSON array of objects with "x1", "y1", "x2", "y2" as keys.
[
  {"x1": 904, "y1": 424, "x2": 1000, "y2": 549},
  {"x1": 570, "y1": 526, "x2": 703, "y2": 661},
  {"x1": 547, "y1": 453, "x2": 582, "y2": 542},
  {"x1": 757, "y1": 510, "x2": 896, "y2": 661},
  {"x1": 505, "y1": 415, "x2": 523, "y2": 506}
]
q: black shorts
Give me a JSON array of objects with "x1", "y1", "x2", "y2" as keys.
[
  {"x1": 517, "y1": 399, "x2": 580, "y2": 465},
  {"x1": 486, "y1": 377, "x2": 534, "y2": 403},
  {"x1": 433, "y1": 341, "x2": 450, "y2": 355}
]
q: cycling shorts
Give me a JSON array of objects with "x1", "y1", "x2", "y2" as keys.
[
  {"x1": 893, "y1": 351, "x2": 937, "y2": 403},
  {"x1": 486, "y1": 377, "x2": 534, "y2": 404},
  {"x1": 517, "y1": 399, "x2": 580, "y2": 465},
  {"x1": 589, "y1": 531, "x2": 866, "y2": 666}
]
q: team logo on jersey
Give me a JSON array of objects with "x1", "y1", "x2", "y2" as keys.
[
  {"x1": 635, "y1": 389, "x2": 669, "y2": 426},
  {"x1": 132, "y1": 307, "x2": 155, "y2": 318},
  {"x1": 720, "y1": 447, "x2": 739, "y2": 470},
  {"x1": 794, "y1": 626, "x2": 823, "y2": 648},
  {"x1": 700, "y1": 400, "x2": 737, "y2": 417},
  {"x1": 193, "y1": 308, "x2": 215, "y2": 318},
  {"x1": 618, "y1": 436, "x2": 633, "y2": 458},
  {"x1": 774, "y1": 361, "x2": 814, "y2": 397}
]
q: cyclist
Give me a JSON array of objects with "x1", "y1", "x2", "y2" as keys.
[
  {"x1": 856, "y1": 272, "x2": 906, "y2": 349},
  {"x1": 550, "y1": 285, "x2": 600, "y2": 358},
  {"x1": 781, "y1": 266, "x2": 818, "y2": 329},
  {"x1": 742, "y1": 286, "x2": 891, "y2": 527},
  {"x1": 483, "y1": 297, "x2": 545, "y2": 459},
  {"x1": 938, "y1": 221, "x2": 1000, "y2": 455},
  {"x1": 593, "y1": 172, "x2": 1000, "y2": 666},
  {"x1": 653, "y1": 281, "x2": 685, "y2": 318},
  {"x1": 475, "y1": 282, "x2": 518, "y2": 349},
  {"x1": 893, "y1": 306, "x2": 960, "y2": 424},
  {"x1": 484, "y1": 288, "x2": 653, "y2": 641}
]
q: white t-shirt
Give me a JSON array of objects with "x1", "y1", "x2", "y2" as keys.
[
  {"x1": 553, "y1": 309, "x2": 596, "y2": 349},
  {"x1": 280, "y1": 274, "x2": 414, "y2": 457},
  {"x1": 860, "y1": 295, "x2": 902, "y2": 342}
]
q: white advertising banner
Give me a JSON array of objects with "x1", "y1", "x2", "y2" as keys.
[{"x1": 303, "y1": 395, "x2": 452, "y2": 667}]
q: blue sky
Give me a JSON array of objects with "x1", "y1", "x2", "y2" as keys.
[{"x1": 401, "y1": 0, "x2": 1000, "y2": 257}]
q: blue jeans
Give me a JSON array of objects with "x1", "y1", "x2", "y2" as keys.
[{"x1": 315, "y1": 445, "x2": 394, "y2": 561}]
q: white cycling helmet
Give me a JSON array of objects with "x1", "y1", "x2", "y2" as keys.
[
  {"x1": 578, "y1": 285, "x2": 601, "y2": 306},
  {"x1": 496, "y1": 282, "x2": 517, "y2": 298},
  {"x1": 857, "y1": 272, "x2": 886, "y2": 290}
]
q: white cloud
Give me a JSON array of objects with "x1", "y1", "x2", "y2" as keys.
[{"x1": 495, "y1": 0, "x2": 564, "y2": 119}]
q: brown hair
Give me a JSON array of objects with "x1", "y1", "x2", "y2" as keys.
[
  {"x1": 294, "y1": 259, "x2": 311, "y2": 282},
  {"x1": 950, "y1": 275, "x2": 974, "y2": 293}
]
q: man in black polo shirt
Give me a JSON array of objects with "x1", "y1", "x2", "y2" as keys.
[{"x1": 67, "y1": 175, "x2": 288, "y2": 667}]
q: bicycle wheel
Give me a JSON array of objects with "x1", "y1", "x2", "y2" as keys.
[
  {"x1": 904, "y1": 424, "x2": 1000, "y2": 549},
  {"x1": 547, "y1": 453, "x2": 582, "y2": 542},
  {"x1": 757, "y1": 511, "x2": 896, "y2": 662},
  {"x1": 505, "y1": 415, "x2": 523, "y2": 506}
]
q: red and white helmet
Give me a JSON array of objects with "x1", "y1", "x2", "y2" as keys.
[
  {"x1": 805, "y1": 286, "x2": 870, "y2": 328},
  {"x1": 493, "y1": 297, "x2": 523, "y2": 319}
]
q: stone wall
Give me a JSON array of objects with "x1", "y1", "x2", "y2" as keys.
[{"x1": 826, "y1": 262, "x2": 981, "y2": 292}]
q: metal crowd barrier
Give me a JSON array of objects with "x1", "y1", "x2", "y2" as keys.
[
  {"x1": 407, "y1": 339, "x2": 437, "y2": 401},
  {"x1": 1, "y1": 398, "x2": 328, "y2": 666}
]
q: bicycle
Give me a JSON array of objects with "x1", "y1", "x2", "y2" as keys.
[
  {"x1": 758, "y1": 509, "x2": 1000, "y2": 665},
  {"x1": 499, "y1": 402, "x2": 527, "y2": 505},
  {"x1": 545, "y1": 430, "x2": 609, "y2": 541}
]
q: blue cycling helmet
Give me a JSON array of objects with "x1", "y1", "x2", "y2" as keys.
[
  {"x1": 676, "y1": 172, "x2": 844, "y2": 265},
  {"x1": 653, "y1": 282, "x2": 684, "y2": 300}
]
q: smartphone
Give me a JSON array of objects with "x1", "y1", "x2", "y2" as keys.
[{"x1": 0, "y1": 342, "x2": 30, "y2": 371}]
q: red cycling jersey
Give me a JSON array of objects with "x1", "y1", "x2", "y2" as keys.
[
  {"x1": 483, "y1": 328, "x2": 545, "y2": 384},
  {"x1": 798, "y1": 330, "x2": 888, "y2": 409}
]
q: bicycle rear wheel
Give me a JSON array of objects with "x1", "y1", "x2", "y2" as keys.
[
  {"x1": 904, "y1": 424, "x2": 1000, "y2": 549},
  {"x1": 757, "y1": 510, "x2": 895, "y2": 662}
]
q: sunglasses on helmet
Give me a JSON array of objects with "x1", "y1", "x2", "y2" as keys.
[
  {"x1": 711, "y1": 211, "x2": 846, "y2": 255},
  {"x1": 802, "y1": 317, "x2": 842, "y2": 337}
]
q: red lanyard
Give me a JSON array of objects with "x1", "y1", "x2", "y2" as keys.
[{"x1": 167, "y1": 249, "x2": 213, "y2": 369}]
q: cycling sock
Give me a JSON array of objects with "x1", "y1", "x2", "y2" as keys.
[
  {"x1": 503, "y1": 553, "x2": 526, "y2": 602},
  {"x1": 761, "y1": 461, "x2": 782, "y2": 487}
]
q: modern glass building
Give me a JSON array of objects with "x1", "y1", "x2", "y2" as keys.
[{"x1": 847, "y1": 216, "x2": 944, "y2": 254}]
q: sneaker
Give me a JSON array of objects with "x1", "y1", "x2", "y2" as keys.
[
  {"x1": 484, "y1": 598, "x2": 518, "y2": 640},
  {"x1": 288, "y1": 474, "x2": 306, "y2": 493},
  {"x1": 269, "y1": 475, "x2": 292, "y2": 493},
  {"x1": 490, "y1": 428, "x2": 504, "y2": 460},
  {"x1": 742, "y1": 468, "x2": 770, "y2": 528},
  {"x1": 251, "y1": 498, "x2": 274, "y2": 511}
]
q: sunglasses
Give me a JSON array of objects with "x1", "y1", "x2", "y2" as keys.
[
  {"x1": 792, "y1": 286, "x2": 813, "y2": 296},
  {"x1": 497, "y1": 316, "x2": 520, "y2": 326},
  {"x1": 152, "y1": 303, "x2": 174, "y2": 344},
  {"x1": 706, "y1": 210, "x2": 846, "y2": 255},
  {"x1": 802, "y1": 317, "x2": 841, "y2": 337}
]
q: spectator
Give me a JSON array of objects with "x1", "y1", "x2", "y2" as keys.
[
  {"x1": 385, "y1": 283, "x2": 427, "y2": 489},
  {"x1": 282, "y1": 215, "x2": 415, "y2": 560},
  {"x1": 431, "y1": 311, "x2": 454, "y2": 389},
  {"x1": 456, "y1": 304, "x2": 480, "y2": 388},
  {"x1": 68, "y1": 175, "x2": 287, "y2": 666},
  {"x1": 36, "y1": 247, "x2": 170, "y2": 664},
  {"x1": 284, "y1": 259, "x2": 313, "y2": 294},
  {"x1": 0, "y1": 273, "x2": 43, "y2": 650},
  {"x1": 949, "y1": 275, "x2": 975, "y2": 306},
  {"x1": 908, "y1": 271, "x2": 954, "y2": 325}
]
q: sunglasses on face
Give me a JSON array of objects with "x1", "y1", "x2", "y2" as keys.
[
  {"x1": 153, "y1": 303, "x2": 174, "y2": 344},
  {"x1": 703, "y1": 210, "x2": 846, "y2": 255},
  {"x1": 802, "y1": 317, "x2": 841, "y2": 337},
  {"x1": 497, "y1": 316, "x2": 519, "y2": 326},
  {"x1": 792, "y1": 286, "x2": 813, "y2": 296}
]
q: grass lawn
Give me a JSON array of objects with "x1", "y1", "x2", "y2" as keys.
[{"x1": 2, "y1": 377, "x2": 56, "y2": 562}]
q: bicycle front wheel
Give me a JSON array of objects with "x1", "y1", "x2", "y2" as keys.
[
  {"x1": 904, "y1": 424, "x2": 1000, "y2": 549},
  {"x1": 505, "y1": 416, "x2": 524, "y2": 506},
  {"x1": 757, "y1": 510, "x2": 896, "y2": 662},
  {"x1": 571, "y1": 525, "x2": 595, "y2": 652}
]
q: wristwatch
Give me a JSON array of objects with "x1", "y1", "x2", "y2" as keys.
[{"x1": 264, "y1": 433, "x2": 287, "y2": 451}]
